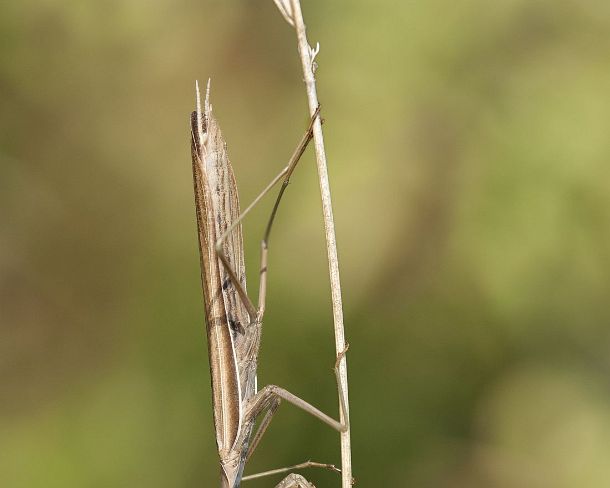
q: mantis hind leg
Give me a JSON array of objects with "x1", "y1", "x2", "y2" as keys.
[{"x1": 242, "y1": 460, "x2": 340, "y2": 485}]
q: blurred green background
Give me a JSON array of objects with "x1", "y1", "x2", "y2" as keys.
[{"x1": 2, "y1": 0, "x2": 610, "y2": 487}]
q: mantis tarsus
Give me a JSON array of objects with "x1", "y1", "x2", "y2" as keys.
[{"x1": 190, "y1": 80, "x2": 348, "y2": 488}]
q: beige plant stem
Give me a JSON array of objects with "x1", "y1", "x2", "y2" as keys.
[{"x1": 274, "y1": 1, "x2": 353, "y2": 486}]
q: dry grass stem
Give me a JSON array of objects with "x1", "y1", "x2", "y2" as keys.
[{"x1": 274, "y1": 1, "x2": 353, "y2": 486}]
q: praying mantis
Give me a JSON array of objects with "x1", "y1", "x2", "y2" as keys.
[{"x1": 189, "y1": 80, "x2": 349, "y2": 488}]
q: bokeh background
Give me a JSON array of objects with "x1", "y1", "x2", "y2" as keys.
[{"x1": 2, "y1": 0, "x2": 610, "y2": 487}]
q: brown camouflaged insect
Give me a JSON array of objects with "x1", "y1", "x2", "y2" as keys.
[{"x1": 190, "y1": 80, "x2": 347, "y2": 488}]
